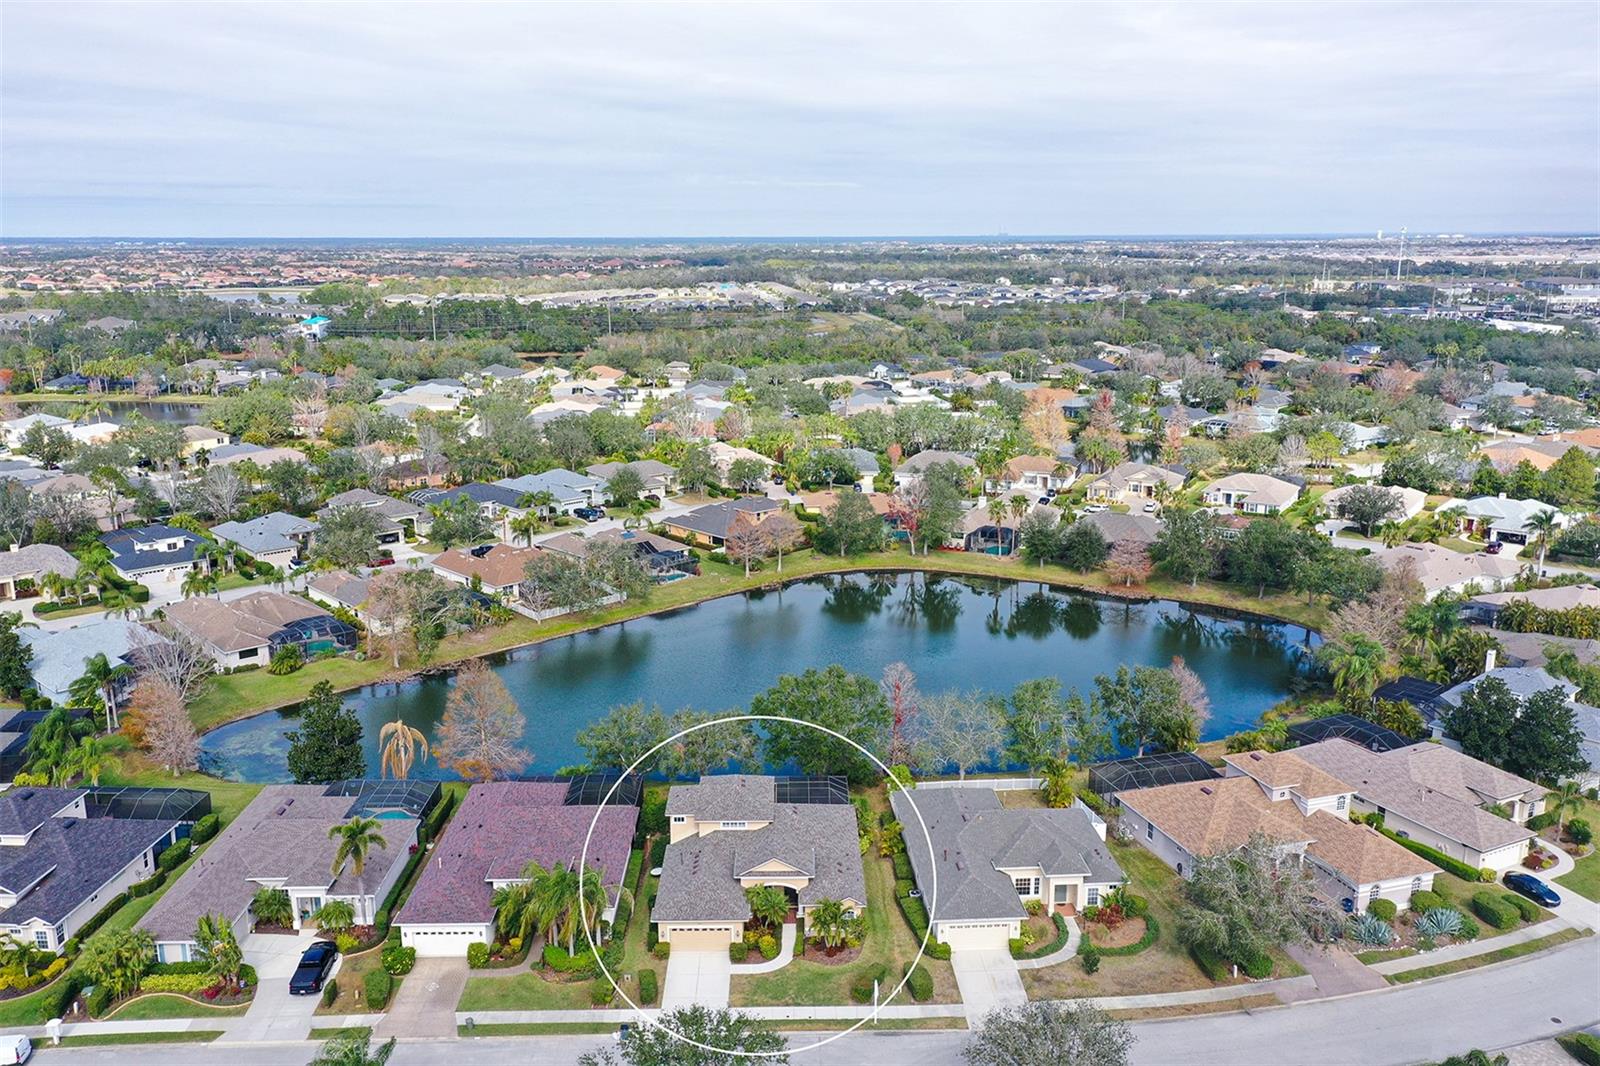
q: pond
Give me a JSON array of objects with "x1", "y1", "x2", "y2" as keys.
[
  {"x1": 13, "y1": 399, "x2": 210, "y2": 425},
  {"x1": 198, "y1": 572, "x2": 1319, "y2": 782}
]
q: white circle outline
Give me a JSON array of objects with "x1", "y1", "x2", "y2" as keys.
[{"x1": 578, "y1": 713, "x2": 939, "y2": 1058}]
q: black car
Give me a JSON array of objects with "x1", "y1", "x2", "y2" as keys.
[
  {"x1": 288, "y1": 940, "x2": 339, "y2": 995},
  {"x1": 1503, "y1": 872, "x2": 1561, "y2": 908},
  {"x1": 573, "y1": 507, "x2": 606, "y2": 522}
]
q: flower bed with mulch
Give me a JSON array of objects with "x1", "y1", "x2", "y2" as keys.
[
  {"x1": 797, "y1": 942, "x2": 862, "y2": 966},
  {"x1": 1087, "y1": 916, "x2": 1148, "y2": 951}
]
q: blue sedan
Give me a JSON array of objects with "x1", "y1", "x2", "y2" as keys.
[{"x1": 1503, "y1": 872, "x2": 1561, "y2": 908}]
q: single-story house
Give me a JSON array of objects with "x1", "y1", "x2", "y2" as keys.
[
  {"x1": 1464, "y1": 584, "x2": 1600, "y2": 626},
  {"x1": 988, "y1": 455, "x2": 1073, "y2": 498},
  {"x1": 0, "y1": 786, "x2": 195, "y2": 953},
  {"x1": 707, "y1": 443, "x2": 776, "y2": 483},
  {"x1": 495, "y1": 469, "x2": 605, "y2": 514},
  {"x1": 306, "y1": 568, "x2": 393, "y2": 631},
  {"x1": 1081, "y1": 510, "x2": 1162, "y2": 546},
  {"x1": 210, "y1": 512, "x2": 318, "y2": 569},
  {"x1": 180, "y1": 426, "x2": 231, "y2": 458},
  {"x1": 653, "y1": 775, "x2": 866, "y2": 947},
  {"x1": 416, "y1": 483, "x2": 531, "y2": 540},
  {"x1": 1084, "y1": 462, "x2": 1186, "y2": 504},
  {"x1": 204, "y1": 442, "x2": 308, "y2": 468},
  {"x1": 321, "y1": 489, "x2": 429, "y2": 539},
  {"x1": 395, "y1": 780, "x2": 637, "y2": 957},
  {"x1": 891, "y1": 787, "x2": 1124, "y2": 949},
  {"x1": 162, "y1": 590, "x2": 356, "y2": 670},
  {"x1": 891, "y1": 450, "x2": 977, "y2": 489},
  {"x1": 100, "y1": 524, "x2": 209, "y2": 584},
  {"x1": 143, "y1": 780, "x2": 436, "y2": 963},
  {"x1": 584, "y1": 460, "x2": 678, "y2": 500},
  {"x1": 540, "y1": 529, "x2": 697, "y2": 579},
  {"x1": 431, "y1": 543, "x2": 543, "y2": 595},
  {"x1": 1319, "y1": 484, "x2": 1427, "y2": 524},
  {"x1": 1202, "y1": 473, "x2": 1302, "y2": 515},
  {"x1": 1117, "y1": 749, "x2": 1438, "y2": 913},
  {"x1": 1435, "y1": 496, "x2": 1565, "y2": 545},
  {"x1": 1370, "y1": 543, "x2": 1521, "y2": 600},
  {"x1": 20, "y1": 619, "x2": 158, "y2": 707},
  {"x1": 1, "y1": 414, "x2": 72, "y2": 451},
  {"x1": 1294, "y1": 739, "x2": 1544, "y2": 872},
  {"x1": 0, "y1": 543, "x2": 78, "y2": 600},
  {"x1": 661, "y1": 498, "x2": 782, "y2": 548}
]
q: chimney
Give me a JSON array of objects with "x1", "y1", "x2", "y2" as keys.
[{"x1": 1484, "y1": 647, "x2": 1497, "y2": 673}]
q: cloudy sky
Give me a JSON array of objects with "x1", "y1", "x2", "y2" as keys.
[{"x1": 2, "y1": 1, "x2": 1596, "y2": 238}]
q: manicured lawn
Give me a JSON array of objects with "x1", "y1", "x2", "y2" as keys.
[
  {"x1": 185, "y1": 545, "x2": 1330, "y2": 733},
  {"x1": 105, "y1": 994, "x2": 250, "y2": 1020},
  {"x1": 731, "y1": 787, "x2": 959, "y2": 1007},
  {"x1": 460, "y1": 1022, "x2": 619, "y2": 1036},
  {"x1": 57, "y1": 1031, "x2": 223, "y2": 1047},
  {"x1": 310, "y1": 1025, "x2": 372, "y2": 1041},
  {"x1": 317, "y1": 947, "x2": 387, "y2": 1016},
  {"x1": 1553, "y1": 797, "x2": 1600, "y2": 903},
  {"x1": 458, "y1": 970, "x2": 597, "y2": 1012},
  {"x1": 1386, "y1": 928, "x2": 1589, "y2": 984},
  {"x1": 1428, "y1": 870, "x2": 1555, "y2": 932}
]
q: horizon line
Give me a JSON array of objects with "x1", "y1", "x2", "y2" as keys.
[{"x1": 4, "y1": 231, "x2": 1600, "y2": 245}]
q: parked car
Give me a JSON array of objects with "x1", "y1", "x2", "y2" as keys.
[
  {"x1": 1483, "y1": 541, "x2": 1504, "y2": 554},
  {"x1": 1503, "y1": 872, "x2": 1560, "y2": 908},
  {"x1": 573, "y1": 507, "x2": 606, "y2": 522},
  {"x1": 0, "y1": 1035, "x2": 30, "y2": 1064},
  {"x1": 1143, "y1": 501, "x2": 1158, "y2": 513},
  {"x1": 1082, "y1": 503, "x2": 1109, "y2": 514},
  {"x1": 288, "y1": 940, "x2": 339, "y2": 995}
]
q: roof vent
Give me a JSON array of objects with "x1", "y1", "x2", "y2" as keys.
[
  {"x1": 1249, "y1": 753, "x2": 1263, "y2": 762},
  {"x1": 14, "y1": 790, "x2": 31, "y2": 800},
  {"x1": 1199, "y1": 787, "x2": 1214, "y2": 795}
]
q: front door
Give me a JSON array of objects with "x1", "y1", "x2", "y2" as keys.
[{"x1": 1053, "y1": 883, "x2": 1070, "y2": 906}]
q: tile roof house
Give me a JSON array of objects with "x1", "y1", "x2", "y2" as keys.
[
  {"x1": 989, "y1": 454, "x2": 1074, "y2": 497},
  {"x1": 20, "y1": 619, "x2": 159, "y2": 707},
  {"x1": 305, "y1": 568, "x2": 396, "y2": 632},
  {"x1": 1202, "y1": 473, "x2": 1302, "y2": 515},
  {"x1": 163, "y1": 590, "x2": 355, "y2": 671},
  {"x1": 653, "y1": 776, "x2": 866, "y2": 947},
  {"x1": 395, "y1": 781, "x2": 637, "y2": 957},
  {"x1": 100, "y1": 524, "x2": 208, "y2": 583},
  {"x1": 891, "y1": 787, "x2": 1123, "y2": 949},
  {"x1": 1084, "y1": 462, "x2": 1186, "y2": 503},
  {"x1": 584, "y1": 460, "x2": 679, "y2": 499},
  {"x1": 1293, "y1": 739, "x2": 1544, "y2": 871},
  {"x1": 210, "y1": 511, "x2": 319, "y2": 569},
  {"x1": 0, "y1": 543, "x2": 78, "y2": 600},
  {"x1": 0, "y1": 786, "x2": 189, "y2": 953},
  {"x1": 1116, "y1": 749, "x2": 1438, "y2": 913},
  {"x1": 431, "y1": 543, "x2": 543, "y2": 594},
  {"x1": 661, "y1": 498, "x2": 782, "y2": 548},
  {"x1": 143, "y1": 780, "x2": 435, "y2": 962},
  {"x1": 1370, "y1": 542, "x2": 1522, "y2": 600}
]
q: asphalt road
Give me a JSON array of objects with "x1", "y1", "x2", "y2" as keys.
[{"x1": 33, "y1": 934, "x2": 1600, "y2": 1066}]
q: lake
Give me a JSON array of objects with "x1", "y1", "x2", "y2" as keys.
[
  {"x1": 14, "y1": 399, "x2": 210, "y2": 425},
  {"x1": 198, "y1": 572, "x2": 1319, "y2": 782}
]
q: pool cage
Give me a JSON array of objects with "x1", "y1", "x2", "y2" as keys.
[
  {"x1": 1285, "y1": 713, "x2": 1411, "y2": 754},
  {"x1": 82, "y1": 785, "x2": 212, "y2": 825},
  {"x1": 774, "y1": 775, "x2": 850, "y2": 805},
  {"x1": 271, "y1": 613, "x2": 359, "y2": 656},
  {"x1": 323, "y1": 778, "x2": 441, "y2": 820},
  {"x1": 1087, "y1": 752, "x2": 1221, "y2": 797}
]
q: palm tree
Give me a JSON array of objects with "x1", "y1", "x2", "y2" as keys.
[
  {"x1": 314, "y1": 900, "x2": 356, "y2": 935},
  {"x1": 99, "y1": 587, "x2": 140, "y2": 620},
  {"x1": 194, "y1": 913, "x2": 242, "y2": 991},
  {"x1": 39, "y1": 570, "x2": 68, "y2": 605},
  {"x1": 251, "y1": 887, "x2": 294, "y2": 928},
  {"x1": 68, "y1": 652, "x2": 135, "y2": 729},
  {"x1": 492, "y1": 871, "x2": 539, "y2": 945},
  {"x1": 809, "y1": 898, "x2": 847, "y2": 949},
  {"x1": 328, "y1": 817, "x2": 388, "y2": 924},
  {"x1": 745, "y1": 885, "x2": 789, "y2": 930},
  {"x1": 64, "y1": 734, "x2": 118, "y2": 786},
  {"x1": 181, "y1": 568, "x2": 218, "y2": 600},
  {"x1": 1008, "y1": 494, "x2": 1030, "y2": 522},
  {"x1": 1401, "y1": 598, "x2": 1462, "y2": 657},
  {"x1": 0, "y1": 936, "x2": 38, "y2": 979},
  {"x1": 378, "y1": 717, "x2": 429, "y2": 780},
  {"x1": 1326, "y1": 634, "x2": 1387, "y2": 702},
  {"x1": 22, "y1": 706, "x2": 88, "y2": 782},
  {"x1": 1524, "y1": 508, "x2": 1560, "y2": 575},
  {"x1": 508, "y1": 512, "x2": 542, "y2": 547},
  {"x1": 310, "y1": 1030, "x2": 397, "y2": 1066},
  {"x1": 531, "y1": 862, "x2": 607, "y2": 955},
  {"x1": 1547, "y1": 779, "x2": 1586, "y2": 835}
]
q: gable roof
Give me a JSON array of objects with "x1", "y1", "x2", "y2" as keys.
[
  {"x1": 163, "y1": 591, "x2": 334, "y2": 653},
  {"x1": 211, "y1": 512, "x2": 318, "y2": 556}
]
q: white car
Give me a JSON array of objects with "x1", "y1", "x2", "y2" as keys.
[
  {"x1": 0, "y1": 1035, "x2": 31, "y2": 1065},
  {"x1": 1082, "y1": 503, "x2": 1108, "y2": 514}
]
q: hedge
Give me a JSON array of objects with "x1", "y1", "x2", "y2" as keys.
[
  {"x1": 590, "y1": 981, "x2": 615, "y2": 1006},
  {"x1": 321, "y1": 979, "x2": 338, "y2": 1008},
  {"x1": 139, "y1": 973, "x2": 212, "y2": 995},
  {"x1": 849, "y1": 964, "x2": 889, "y2": 1004},
  {"x1": 1368, "y1": 899, "x2": 1397, "y2": 922},
  {"x1": 86, "y1": 983, "x2": 113, "y2": 1018},
  {"x1": 1238, "y1": 949, "x2": 1273, "y2": 979},
  {"x1": 893, "y1": 892, "x2": 951, "y2": 960},
  {"x1": 128, "y1": 871, "x2": 166, "y2": 898},
  {"x1": 73, "y1": 891, "x2": 130, "y2": 944},
  {"x1": 1560, "y1": 1032, "x2": 1600, "y2": 1066},
  {"x1": 1013, "y1": 913, "x2": 1070, "y2": 960},
  {"x1": 467, "y1": 942, "x2": 491, "y2": 968},
  {"x1": 1410, "y1": 890, "x2": 1448, "y2": 913},
  {"x1": 363, "y1": 968, "x2": 392, "y2": 1010},
  {"x1": 1499, "y1": 893, "x2": 1539, "y2": 923},
  {"x1": 1095, "y1": 913, "x2": 1160, "y2": 957},
  {"x1": 892, "y1": 852, "x2": 914, "y2": 881},
  {"x1": 1527, "y1": 810, "x2": 1561, "y2": 832},
  {"x1": 1378, "y1": 828, "x2": 1485, "y2": 882},
  {"x1": 1191, "y1": 945, "x2": 1230, "y2": 982},
  {"x1": 894, "y1": 878, "x2": 915, "y2": 899},
  {"x1": 148, "y1": 961, "x2": 208, "y2": 976},
  {"x1": 1470, "y1": 892, "x2": 1520, "y2": 930},
  {"x1": 904, "y1": 962, "x2": 933, "y2": 1002},
  {"x1": 638, "y1": 968, "x2": 658, "y2": 1005},
  {"x1": 190, "y1": 814, "x2": 221, "y2": 845},
  {"x1": 157, "y1": 839, "x2": 193, "y2": 874}
]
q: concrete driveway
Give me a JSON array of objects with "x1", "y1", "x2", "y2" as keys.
[
  {"x1": 949, "y1": 948, "x2": 1025, "y2": 1025},
  {"x1": 660, "y1": 949, "x2": 731, "y2": 1010},
  {"x1": 376, "y1": 956, "x2": 468, "y2": 1038},
  {"x1": 228, "y1": 930, "x2": 332, "y2": 1042}
]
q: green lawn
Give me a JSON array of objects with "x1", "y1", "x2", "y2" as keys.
[
  {"x1": 1553, "y1": 797, "x2": 1600, "y2": 903},
  {"x1": 56, "y1": 1032, "x2": 223, "y2": 1047},
  {"x1": 310, "y1": 1025, "x2": 372, "y2": 1041},
  {"x1": 1386, "y1": 928, "x2": 1589, "y2": 984},
  {"x1": 317, "y1": 947, "x2": 387, "y2": 1016},
  {"x1": 100, "y1": 767, "x2": 263, "y2": 825},
  {"x1": 458, "y1": 971, "x2": 597, "y2": 1012},
  {"x1": 105, "y1": 994, "x2": 250, "y2": 1020},
  {"x1": 460, "y1": 1022, "x2": 619, "y2": 1036},
  {"x1": 731, "y1": 788, "x2": 959, "y2": 1007}
]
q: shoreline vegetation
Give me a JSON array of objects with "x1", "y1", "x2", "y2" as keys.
[{"x1": 188, "y1": 546, "x2": 1326, "y2": 740}]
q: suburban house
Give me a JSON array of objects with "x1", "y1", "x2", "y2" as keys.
[
  {"x1": 306, "y1": 568, "x2": 395, "y2": 632},
  {"x1": 661, "y1": 497, "x2": 782, "y2": 548},
  {"x1": 1084, "y1": 461, "x2": 1186, "y2": 505},
  {"x1": 1319, "y1": 484, "x2": 1427, "y2": 524},
  {"x1": 653, "y1": 775, "x2": 866, "y2": 948},
  {"x1": 890, "y1": 787, "x2": 1124, "y2": 950},
  {"x1": 143, "y1": 780, "x2": 436, "y2": 963},
  {"x1": 988, "y1": 455, "x2": 1073, "y2": 498},
  {"x1": 163, "y1": 590, "x2": 357, "y2": 670},
  {"x1": 180, "y1": 425, "x2": 231, "y2": 458},
  {"x1": 100, "y1": 524, "x2": 209, "y2": 584},
  {"x1": 1370, "y1": 543, "x2": 1521, "y2": 600},
  {"x1": 0, "y1": 543, "x2": 77, "y2": 600},
  {"x1": 1432, "y1": 665, "x2": 1600, "y2": 789},
  {"x1": 1202, "y1": 473, "x2": 1302, "y2": 515},
  {"x1": 0, "y1": 786, "x2": 205, "y2": 954},
  {"x1": 495, "y1": 469, "x2": 605, "y2": 514},
  {"x1": 211, "y1": 512, "x2": 319, "y2": 569},
  {"x1": 707, "y1": 442, "x2": 776, "y2": 483},
  {"x1": 395, "y1": 779, "x2": 637, "y2": 957},
  {"x1": 320, "y1": 488, "x2": 429, "y2": 540},
  {"x1": 416, "y1": 483, "x2": 530, "y2": 541},
  {"x1": 1116, "y1": 748, "x2": 1438, "y2": 913},
  {"x1": 431, "y1": 543, "x2": 543, "y2": 595},
  {"x1": 20, "y1": 619, "x2": 158, "y2": 707},
  {"x1": 1081, "y1": 510, "x2": 1163, "y2": 546},
  {"x1": 584, "y1": 460, "x2": 679, "y2": 500},
  {"x1": 892, "y1": 450, "x2": 977, "y2": 490},
  {"x1": 1435, "y1": 495, "x2": 1565, "y2": 545},
  {"x1": 205, "y1": 442, "x2": 308, "y2": 468},
  {"x1": 1294, "y1": 739, "x2": 1544, "y2": 872},
  {"x1": 1464, "y1": 584, "x2": 1600, "y2": 626},
  {"x1": 540, "y1": 529, "x2": 697, "y2": 580}
]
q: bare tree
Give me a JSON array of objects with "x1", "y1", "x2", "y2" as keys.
[
  {"x1": 415, "y1": 421, "x2": 447, "y2": 483},
  {"x1": 1105, "y1": 540, "x2": 1153, "y2": 587},
  {"x1": 367, "y1": 568, "x2": 459, "y2": 668},
  {"x1": 880, "y1": 662, "x2": 919, "y2": 766},
  {"x1": 433, "y1": 659, "x2": 529, "y2": 782},
  {"x1": 1168, "y1": 656, "x2": 1212, "y2": 734},
  {"x1": 763, "y1": 511, "x2": 803, "y2": 573},
  {"x1": 200, "y1": 465, "x2": 245, "y2": 520},
  {"x1": 129, "y1": 677, "x2": 198, "y2": 776},
  {"x1": 914, "y1": 690, "x2": 1002, "y2": 781},
  {"x1": 131, "y1": 628, "x2": 213, "y2": 704},
  {"x1": 723, "y1": 512, "x2": 770, "y2": 577},
  {"x1": 291, "y1": 382, "x2": 329, "y2": 437}
]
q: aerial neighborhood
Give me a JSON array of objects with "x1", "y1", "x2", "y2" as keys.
[{"x1": 0, "y1": 235, "x2": 1597, "y2": 1063}]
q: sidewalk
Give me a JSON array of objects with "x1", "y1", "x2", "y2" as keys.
[{"x1": 1369, "y1": 918, "x2": 1576, "y2": 976}]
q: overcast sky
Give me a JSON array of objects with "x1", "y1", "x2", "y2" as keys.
[{"x1": 3, "y1": 1, "x2": 1596, "y2": 238}]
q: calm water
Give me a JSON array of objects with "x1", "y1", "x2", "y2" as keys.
[
  {"x1": 15, "y1": 400, "x2": 210, "y2": 425},
  {"x1": 198, "y1": 573, "x2": 1318, "y2": 782}
]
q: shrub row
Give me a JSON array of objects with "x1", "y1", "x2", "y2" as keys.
[
  {"x1": 148, "y1": 961, "x2": 208, "y2": 976},
  {"x1": 156, "y1": 839, "x2": 193, "y2": 874},
  {"x1": 1012, "y1": 914, "x2": 1071, "y2": 960},
  {"x1": 1527, "y1": 810, "x2": 1561, "y2": 832},
  {"x1": 1095, "y1": 913, "x2": 1160, "y2": 957},
  {"x1": 638, "y1": 968, "x2": 657, "y2": 1005},
  {"x1": 128, "y1": 870, "x2": 167, "y2": 898},
  {"x1": 321, "y1": 979, "x2": 338, "y2": 1008},
  {"x1": 190, "y1": 814, "x2": 221, "y2": 845},
  {"x1": 903, "y1": 962, "x2": 933, "y2": 1002},
  {"x1": 1471, "y1": 892, "x2": 1521, "y2": 930},
  {"x1": 1500, "y1": 893, "x2": 1540, "y2": 923},
  {"x1": 1190, "y1": 945, "x2": 1230, "y2": 982},
  {"x1": 139, "y1": 973, "x2": 212, "y2": 995},
  {"x1": 1561, "y1": 1032, "x2": 1600, "y2": 1066},
  {"x1": 1378, "y1": 828, "x2": 1491, "y2": 883},
  {"x1": 891, "y1": 852, "x2": 914, "y2": 881},
  {"x1": 893, "y1": 892, "x2": 951, "y2": 961},
  {"x1": 729, "y1": 942, "x2": 748, "y2": 963},
  {"x1": 364, "y1": 968, "x2": 392, "y2": 1010}
]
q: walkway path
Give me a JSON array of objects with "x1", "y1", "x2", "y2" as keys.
[
  {"x1": 374, "y1": 957, "x2": 467, "y2": 1039},
  {"x1": 1014, "y1": 918, "x2": 1080, "y2": 971},
  {"x1": 729, "y1": 924, "x2": 797, "y2": 975},
  {"x1": 1283, "y1": 942, "x2": 1385, "y2": 999}
]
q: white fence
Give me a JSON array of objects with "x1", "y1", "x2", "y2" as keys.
[{"x1": 915, "y1": 777, "x2": 1042, "y2": 792}]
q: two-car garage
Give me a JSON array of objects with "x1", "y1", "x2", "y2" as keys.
[
  {"x1": 399, "y1": 923, "x2": 492, "y2": 957},
  {"x1": 657, "y1": 923, "x2": 742, "y2": 949},
  {"x1": 932, "y1": 920, "x2": 1016, "y2": 951}
]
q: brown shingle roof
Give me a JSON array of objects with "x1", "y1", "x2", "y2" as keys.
[{"x1": 432, "y1": 544, "x2": 543, "y2": 589}]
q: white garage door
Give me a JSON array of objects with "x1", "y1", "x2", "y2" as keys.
[
  {"x1": 403, "y1": 926, "x2": 483, "y2": 957},
  {"x1": 937, "y1": 922, "x2": 1011, "y2": 951},
  {"x1": 668, "y1": 926, "x2": 738, "y2": 950}
]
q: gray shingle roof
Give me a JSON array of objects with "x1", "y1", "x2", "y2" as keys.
[
  {"x1": 212, "y1": 512, "x2": 318, "y2": 556},
  {"x1": 891, "y1": 788, "x2": 1123, "y2": 923},
  {"x1": 0, "y1": 810, "x2": 176, "y2": 926}
]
